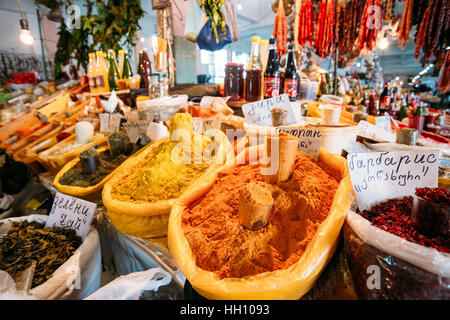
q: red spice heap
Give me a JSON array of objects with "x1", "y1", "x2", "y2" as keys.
[
  {"x1": 415, "y1": 187, "x2": 450, "y2": 206},
  {"x1": 358, "y1": 197, "x2": 449, "y2": 254}
]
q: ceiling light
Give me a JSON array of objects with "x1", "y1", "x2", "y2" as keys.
[
  {"x1": 356, "y1": 62, "x2": 361, "y2": 68},
  {"x1": 237, "y1": 2, "x2": 242, "y2": 10},
  {"x1": 19, "y1": 18, "x2": 33, "y2": 45},
  {"x1": 379, "y1": 37, "x2": 389, "y2": 50},
  {"x1": 140, "y1": 37, "x2": 145, "y2": 43},
  {"x1": 395, "y1": 76, "x2": 400, "y2": 81}
]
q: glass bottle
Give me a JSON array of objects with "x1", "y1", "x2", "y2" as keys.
[
  {"x1": 367, "y1": 88, "x2": 379, "y2": 116},
  {"x1": 139, "y1": 49, "x2": 152, "y2": 89},
  {"x1": 95, "y1": 51, "x2": 109, "y2": 92},
  {"x1": 283, "y1": 43, "x2": 299, "y2": 101},
  {"x1": 87, "y1": 52, "x2": 97, "y2": 93},
  {"x1": 122, "y1": 50, "x2": 133, "y2": 79},
  {"x1": 224, "y1": 63, "x2": 245, "y2": 101},
  {"x1": 264, "y1": 37, "x2": 281, "y2": 99},
  {"x1": 117, "y1": 49, "x2": 125, "y2": 79},
  {"x1": 245, "y1": 36, "x2": 262, "y2": 102},
  {"x1": 108, "y1": 50, "x2": 120, "y2": 91}
]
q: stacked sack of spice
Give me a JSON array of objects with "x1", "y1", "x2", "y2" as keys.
[
  {"x1": 102, "y1": 113, "x2": 233, "y2": 239},
  {"x1": 168, "y1": 132, "x2": 355, "y2": 299},
  {"x1": 344, "y1": 187, "x2": 449, "y2": 299},
  {"x1": 0, "y1": 215, "x2": 101, "y2": 299},
  {"x1": 53, "y1": 132, "x2": 137, "y2": 202}
]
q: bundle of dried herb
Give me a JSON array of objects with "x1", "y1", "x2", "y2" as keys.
[{"x1": 0, "y1": 221, "x2": 82, "y2": 288}]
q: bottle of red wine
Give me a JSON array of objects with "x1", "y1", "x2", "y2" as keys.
[{"x1": 283, "y1": 43, "x2": 299, "y2": 101}]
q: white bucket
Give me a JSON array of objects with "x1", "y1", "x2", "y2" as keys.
[{"x1": 316, "y1": 125, "x2": 360, "y2": 155}]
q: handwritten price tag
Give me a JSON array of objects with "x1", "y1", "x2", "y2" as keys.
[
  {"x1": 123, "y1": 120, "x2": 151, "y2": 143},
  {"x1": 357, "y1": 120, "x2": 396, "y2": 143},
  {"x1": 375, "y1": 116, "x2": 392, "y2": 133},
  {"x1": 193, "y1": 117, "x2": 221, "y2": 134},
  {"x1": 275, "y1": 127, "x2": 322, "y2": 160},
  {"x1": 242, "y1": 94, "x2": 297, "y2": 127},
  {"x1": 348, "y1": 150, "x2": 439, "y2": 211},
  {"x1": 45, "y1": 192, "x2": 97, "y2": 240}
]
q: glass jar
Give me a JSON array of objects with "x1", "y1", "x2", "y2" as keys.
[
  {"x1": 159, "y1": 73, "x2": 169, "y2": 97},
  {"x1": 245, "y1": 69, "x2": 262, "y2": 102},
  {"x1": 224, "y1": 63, "x2": 244, "y2": 101},
  {"x1": 149, "y1": 73, "x2": 160, "y2": 99}
]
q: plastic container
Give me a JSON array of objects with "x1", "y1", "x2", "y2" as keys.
[
  {"x1": 321, "y1": 105, "x2": 342, "y2": 125},
  {"x1": 408, "y1": 116, "x2": 424, "y2": 134},
  {"x1": 313, "y1": 125, "x2": 360, "y2": 155},
  {"x1": 299, "y1": 80, "x2": 319, "y2": 100},
  {"x1": 136, "y1": 95, "x2": 188, "y2": 122}
]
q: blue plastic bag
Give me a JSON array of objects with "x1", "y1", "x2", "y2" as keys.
[{"x1": 197, "y1": 18, "x2": 232, "y2": 51}]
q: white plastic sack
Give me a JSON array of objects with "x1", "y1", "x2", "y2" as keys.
[
  {"x1": 85, "y1": 268, "x2": 171, "y2": 300},
  {"x1": 0, "y1": 214, "x2": 101, "y2": 300},
  {"x1": 346, "y1": 210, "x2": 450, "y2": 277},
  {"x1": 146, "y1": 122, "x2": 169, "y2": 142},
  {"x1": 184, "y1": 0, "x2": 204, "y2": 42}
]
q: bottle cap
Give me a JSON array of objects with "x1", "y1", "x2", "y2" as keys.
[
  {"x1": 269, "y1": 37, "x2": 277, "y2": 45},
  {"x1": 89, "y1": 53, "x2": 95, "y2": 58},
  {"x1": 118, "y1": 49, "x2": 124, "y2": 54},
  {"x1": 260, "y1": 40, "x2": 269, "y2": 46},
  {"x1": 251, "y1": 36, "x2": 261, "y2": 43}
]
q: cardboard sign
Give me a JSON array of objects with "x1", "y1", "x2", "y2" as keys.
[
  {"x1": 347, "y1": 150, "x2": 439, "y2": 211},
  {"x1": 99, "y1": 113, "x2": 122, "y2": 133},
  {"x1": 123, "y1": 120, "x2": 151, "y2": 143},
  {"x1": 275, "y1": 127, "x2": 322, "y2": 160},
  {"x1": 193, "y1": 117, "x2": 222, "y2": 134},
  {"x1": 375, "y1": 116, "x2": 392, "y2": 133},
  {"x1": 357, "y1": 120, "x2": 396, "y2": 143},
  {"x1": 242, "y1": 94, "x2": 297, "y2": 127},
  {"x1": 45, "y1": 192, "x2": 97, "y2": 240}
]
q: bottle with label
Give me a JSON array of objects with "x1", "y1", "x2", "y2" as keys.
[
  {"x1": 398, "y1": 98, "x2": 408, "y2": 121},
  {"x1": 319, "y1": 74, "x2": 328, "y2": 96},
  {"x1": 260, "y1": 39, "x2": 269, "y2": 100},
  {"x1": 379, "y1": 81, "x2": 391, "y2": 113},
  {"x1": 122, "y1": 50, "x2": 133, "y2": 79},
  {"x1": 95, "y1": 51, "x2": 109, "y2": 92},
  {"x1": 108, "y1": 50, "x2": 120, "y2": 91},
  {"x1": 245, "y1": 36, "x2": 262, "y2": 102},
  {"x1": 137, "y1": 51, "x2": 143, "y2": 76},
  {"x1": 139, "y1": 49, "x2": 153, "y2": 89},
  {"x1": 367, "y1": 88, "x2": 379, "y2": 116},
  {"x1": 117, "y1": 49, "x2": 125, "y2": 79},
  {"x1": 264, "y1": 37, "x2": 281, "y2": 99},
  {"x1": 283, "y1": 43, "x2": 299, "y2": 101},
  {"x1": 87, "y1": 52, "x2": 97, "y2": 93}
]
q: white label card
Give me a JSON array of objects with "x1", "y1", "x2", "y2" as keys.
[
  {"x1": 348, "y1": 150, "x2": 439, "y2": 211},
  {"x1": 193, "y1": 117, "x2": 222, "y2": 134},
  {"x1": 45, "y1": 192, "x2": 97, "y2": 240},
  {"x1": 242, "y1": 94, "x2": 297, "y2": 126},
  {"x1": 99, "y1": 113, "x2": 122, "y2": 133},
  {"x1": 357, "y1": 120, "x2": 396, "y2": 143},
  {"x1": 123, "y1": 120, "x2": 151, "y2": 143},
  {"x1": 275, "y1": 127, "x2": 322, "y2": 160},
  {"x1": 375, "y1": 116, "x2": 392, "y2": 133}
]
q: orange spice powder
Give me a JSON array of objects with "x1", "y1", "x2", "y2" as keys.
[{"x1": 182, "y1": 151, "x2": 339, "y2": 279}]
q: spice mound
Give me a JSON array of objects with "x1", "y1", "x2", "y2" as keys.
[
  {"x1": 58, "y1": 152, "x2": 128, "y2": 187},
  {"x1": 0, "y1": 221, "x2": 82, "y2": 288},
  {"x1": 358, "y1": 193, "x2": 450, "y2": 253},
  {"x1": 182, "y1": 152, "x2": 339, "y2": 279},
  {"x1": 111, "y1": 137, "x2": 211, "y2": 203}
]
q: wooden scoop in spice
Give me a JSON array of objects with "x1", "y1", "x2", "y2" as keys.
[
  {"x1": 239, "y1": 181, "x2": 274, "y2": 231},
  {"x1": 262, "y1": 132, "x2": 299, "y2": 184}
]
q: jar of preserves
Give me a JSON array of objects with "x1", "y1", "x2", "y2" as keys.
[{"x1": 224, "y1": 63, "x2": 244, "y2": 101}]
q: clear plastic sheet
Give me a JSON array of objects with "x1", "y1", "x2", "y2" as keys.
[{"x1": 344, "y1": 209, "x2": 450, "y2": 299}]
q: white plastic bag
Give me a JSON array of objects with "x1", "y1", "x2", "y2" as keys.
[
  {"x1": 0, "y1": 214, "x2": 101, "y2": 300},
  {"x1": 184, "y1": 0, "x2": 205, "y2": 42},
  {"x1": 85, "y1": 268, "x2": 171, "y2": 300}
]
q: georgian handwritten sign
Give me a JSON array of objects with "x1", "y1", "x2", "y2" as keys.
[
  {"x1": 45, "y1": 192, "x2": 97, "y2": 240},
  {"x1": 348, "y1": 150, "x2": 439, "y2": 211},
  {"x1": 242, "y1": 94, "x2": 297, "y2": 126},
  {"x1": 275, "y1": 127, "x2": 322, "y2": 160},
  {"x1": 357, "y1": 120, "x2": 396, "y2": 143}
]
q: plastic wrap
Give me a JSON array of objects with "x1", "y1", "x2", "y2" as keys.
[
  {"x1": 168, "y1": 148, "x2": 355, "y2": 299},
  {"x1": 344, "y1": 209, "x2": 450, "y2": 299}
]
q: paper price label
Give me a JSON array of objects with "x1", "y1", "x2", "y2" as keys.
[
  {"x1": 357, "y1": 120, "x2": 396, "y2": 143},
  {"x1": 45, "y1": 192, "x2": 97, "y2": 240},
  {"x1": 99, "y1": 113, "x2": 122, "y2": 133},
  {"x1": 375, "y1": 116, "x2": 392, "y2": 133},
  {"x1": 123, "y1": 120, "x2": 151, "y2": 143},
  {"x1": 348, "y1": 150, "x2": 439, "y2": 211},
  {"x1": 242, "y1": 94, "x2": 297, "y2": 127},
  {"x1": 275, "y1": 127, "x2": 322, "y2": 160},
  {"x1": 193, "y1": 117, "x2": 221, "y2": 134}
]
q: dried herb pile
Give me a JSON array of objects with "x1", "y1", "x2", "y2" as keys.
[{"x1": 0, "y1": 221, "x2": 82, "y2": 288}]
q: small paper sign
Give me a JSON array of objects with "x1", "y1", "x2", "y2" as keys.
[
  {"x1": 242, "y1": 94, "x2": 297, "y2": 127},
  {"x1": 342, "y1": 141, "x2": 371, "y2": 155},
  {"x1": 123, "y1": 120, "x2": 151, "y2": 143},
  {"x1": 357, "y1": 120, "x2": 396, "y2": 143},
  {"x1": 375, "y1": 116, "x2": 392, "y2": 133},
  {"x1": 275, "y1": 127, "x2": 322, "y2": 160},
  {"x1": 99, "y1": 113, "x2": 122, "y2": 133},
  {"x1": 193, "y1": 117, "x2": 222, "y2": 134},
  {"x1": 45, "y1": 192, "x2": 97, "y2": 240},
  {"x1": 348, "y1": 150, "x2": 439, "y2": 211}
]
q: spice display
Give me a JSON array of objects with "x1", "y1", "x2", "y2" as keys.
[
  {"x1": 358, "y1": 196, "x2": 449, "y2": 253},
  {"x1": 0, "y1": 221, "x2": 82, "y2": 288},
  {"x1": 111, "y1": 137, "x2": 210, "y2": 203},
  {"x1": 182, "y1": 151, "x2": 339, "y2": 279},
  {"x1": 59, "y1": 151, "x2": 128, "y2": 187}
]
